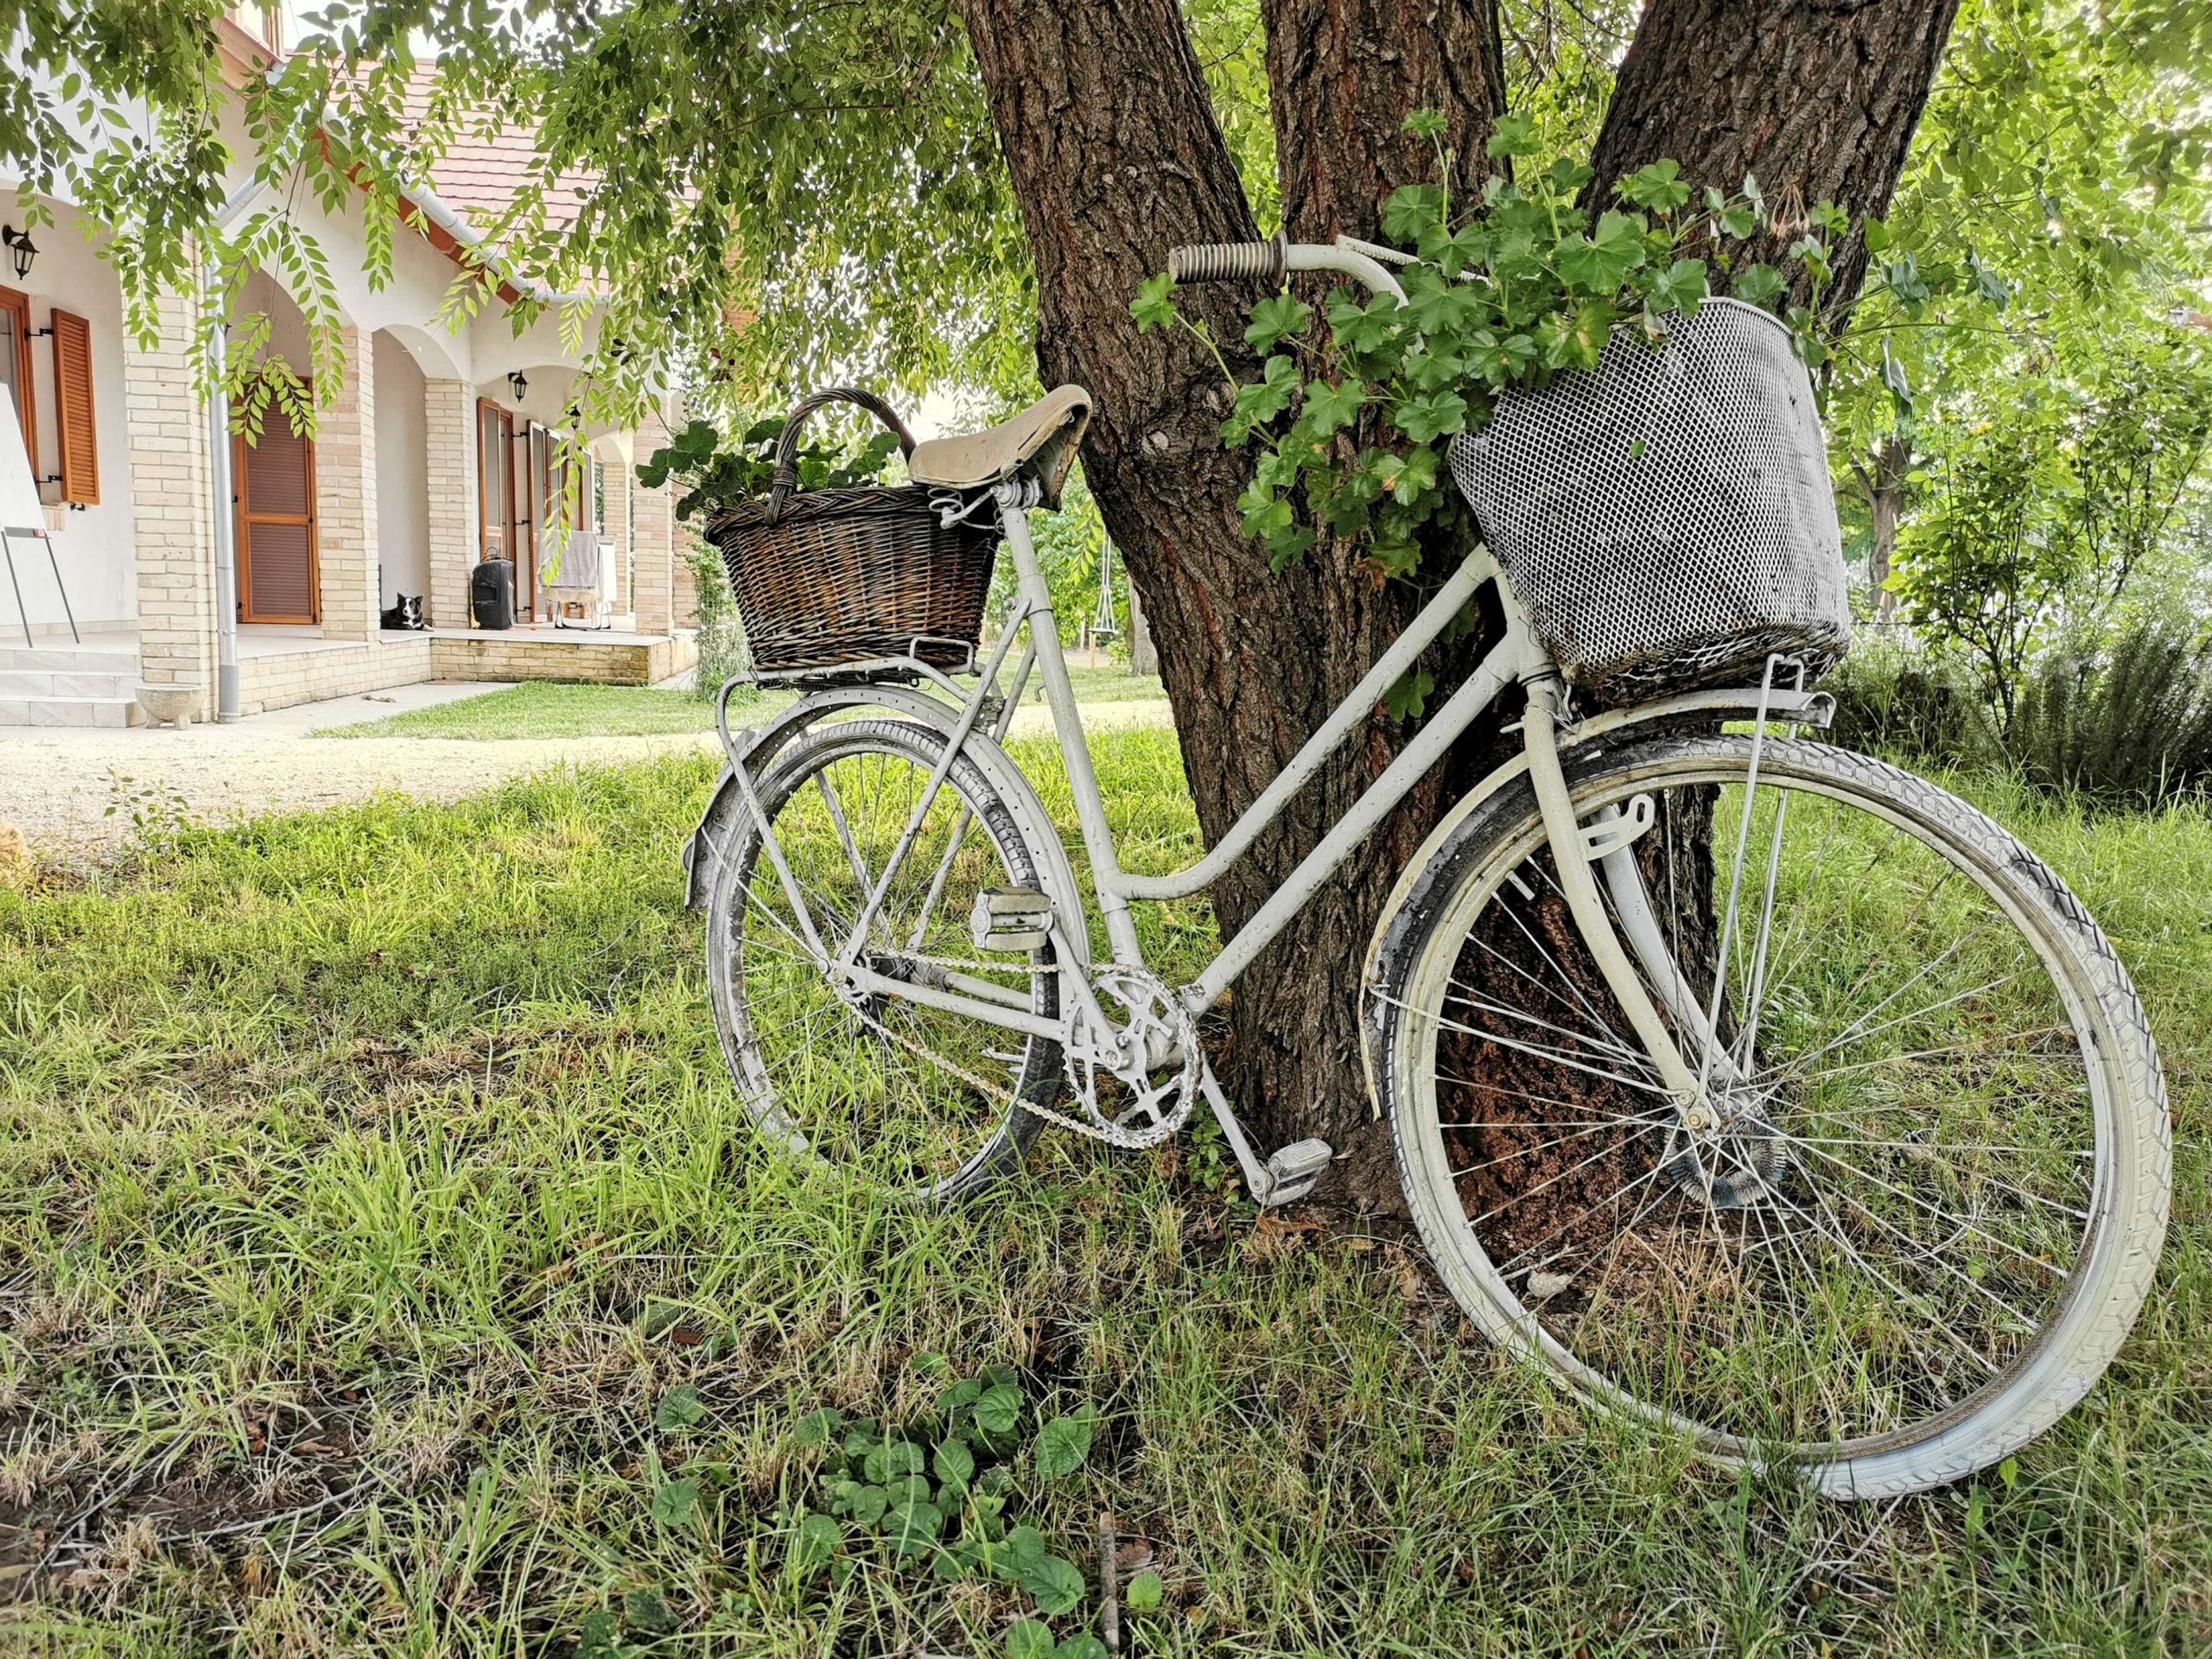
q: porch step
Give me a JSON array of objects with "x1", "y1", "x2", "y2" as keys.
[
  {"x1": 0, "y1": 643, "x2": 140, "y2": 673},
  {"x1": 0, "y1": 693, "x2": 147, "y2": 728},
  {"x1": 0, "y1": 668, "x2": 138, "y2": 698}
]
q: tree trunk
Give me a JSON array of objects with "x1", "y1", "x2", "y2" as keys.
[
  {"x1": 1587, "y1": 0, "x2": 1961, "y2": 308},
  {"x1": 963, "y1": 0, "x2": 1511, "y2": 1209},
  {"x1": 1264, "y1": 0, "x2": 1510, "y2": 244}
]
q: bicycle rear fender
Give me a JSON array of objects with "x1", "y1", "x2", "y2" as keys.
[
  {"x1": 681, "y1": 684, "x2": 1094, "y2": 973},
  {"x1": 1355, "y1": 683, "x2": 1834, "y2": 1118}
]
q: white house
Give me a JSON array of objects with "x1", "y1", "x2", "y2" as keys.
[{"x1": 0, "y1": 8, "x2": 696, "y2": 726}]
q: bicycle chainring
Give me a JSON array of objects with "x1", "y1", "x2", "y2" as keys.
[{"x1": 1060, "y1": 966, "x2": 1200, "y2": 1149}]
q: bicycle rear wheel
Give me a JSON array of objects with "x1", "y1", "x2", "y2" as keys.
[
  {"x1": 1371, "y1": 734, "x2": 2170, "y2": 1497},
  {"x1": 704, "y1": 717, "x2": 1065, "y2": 1203}
]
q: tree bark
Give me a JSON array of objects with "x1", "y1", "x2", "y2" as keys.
[
  {"x1": 1587, "y1": 0, "x2": 1961, "y2": 308},
  {"x1": 1264, "y1": 0, "x2": 1510, "y2": 245}
]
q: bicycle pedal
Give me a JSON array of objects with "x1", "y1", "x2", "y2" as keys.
[
  {"x1": 969, "y1": 886, "x2": 1052, "y2": 953},
  {"x1": 1255, "y1": 1137, "x2": 1332, "y2": 1206}
]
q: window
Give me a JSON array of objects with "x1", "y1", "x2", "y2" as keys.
[
  {"x1": 50, "y1": 308, "x2": 96, "y2": 505},
  {"x1": 0, "y1": 288, "x2": 34, "y2": 478}
]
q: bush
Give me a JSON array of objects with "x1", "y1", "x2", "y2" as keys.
[
  {"x1": 2010, "y1": 616, "x2": 2212, "y2": 808},
  {"x1": 1824, "y1": 617, "x2": 2212, "y2": 810},
  {"x1": 1821, "y1": 635, "x2": 1998, "y2": 770}
]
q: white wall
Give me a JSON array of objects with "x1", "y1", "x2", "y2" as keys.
[
  {"x1": 372, "y1": 330, "x2": 429, "y2": 606},
  {"x1": 0, "y1": 200, "x2": 140, "y2": 629}
]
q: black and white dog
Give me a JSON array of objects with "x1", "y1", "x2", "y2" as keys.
[{"x1": 379, "y1": 594, "x2": 428, "y2": 631}]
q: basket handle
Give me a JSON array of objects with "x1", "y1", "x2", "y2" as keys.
[{"x1": 766, "y1": 387, "x2": 917, "y2": 523}]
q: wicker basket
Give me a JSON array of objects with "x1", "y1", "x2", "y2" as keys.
[{"x1": 704, "y1": 388, "x2": 999, "y2": 674}]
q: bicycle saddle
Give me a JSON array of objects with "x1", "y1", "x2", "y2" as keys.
[{"x1": 907, "y1": 385, "x2": 1091, "y2": 507}]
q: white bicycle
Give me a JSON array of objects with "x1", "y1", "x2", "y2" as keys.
[{"x1": 686, "y1": 239, "x2": 2171, "y2": 1499}]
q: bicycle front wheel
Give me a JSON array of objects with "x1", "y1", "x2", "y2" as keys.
[
  {"x1": 705, "y1": 717, "x2": 1065, "y2": 1203},
  {"x1": 1371, "y1": 734, "x2": 2170, "y2": 1497}
]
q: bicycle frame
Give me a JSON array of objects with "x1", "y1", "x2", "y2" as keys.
[{"x1": 702, "y1": 238, "x2": 1840, "y2": 1168}]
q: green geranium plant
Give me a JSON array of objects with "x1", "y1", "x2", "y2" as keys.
[
  {"x1": 637, "y1": 414, "x2": 904, "y2": 522},
  {"x1": 1131, "y1": 111, "x2": 1856, "y2": 580}
]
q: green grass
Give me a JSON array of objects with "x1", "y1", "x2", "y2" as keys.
[
  {"x1": 318, "y1": 666, "x2": 1166, "y2": 740},
  {"x1": 1, "y1": 730, "x2": 2206, "y2": 1654}
]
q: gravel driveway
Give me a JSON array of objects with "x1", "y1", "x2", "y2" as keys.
[{"x1": 1, "y1": 683, "x2": 1169, "y2": 859}]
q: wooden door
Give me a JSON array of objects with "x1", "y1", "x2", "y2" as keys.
[
  {"x1": 477, "y1": 398, "x2": 514, "y2": 569},
  {"x1": 233, "y1": 398, "x2": 318, "y2": 624},
  {"x1": 0, "y1": 288, "x2": 34, "y2": 478}
]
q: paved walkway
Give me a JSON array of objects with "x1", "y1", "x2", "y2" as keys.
[{"x1": 0, "y1": 681, "x2": 1173, "y2": 858}]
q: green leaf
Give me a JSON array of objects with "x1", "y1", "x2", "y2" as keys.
[
  {"x1": 1402, "y1": 107, "x2": 1447, "y2": 138},
  {"x1": 622, "y1": 1586, "x2": 677, "y2": 1633},
  {"x1": 1130, "y1": 271, "x2": 1178, "y2": 334},
  {"x1": 1020, "y1": 1552, "x2": 1087, "y2": 1616},
  {"x1": 1244, "y1": 291, "x2": 1314, "y2": 353},
  {"x1": 1222, "y1": 355, "x2": 1301, "y2": 443},
  {"x1": 1005, "y1": 1620, "x2": 1058, "y2": 1659},
  {"x1": 791, "y1": 1511, "x2": 842, "y2": 1573},
  {"x1": 1644, "y1": 257, "x2": 1708, "y2": 315},
  {"x1": 932, "y1": 1439, "x2": 976, "y2": 1487},
  {"x1": 1302, "y1": 376, "x2": 1366, "y2": 436},
  {"x1": 1381, "y1": 670, "x2": 1435, "y2": 721},
  {"x1": 1059, "y1": 1639, "x2": 1109, "y2": 1659},
  {"x1": 575, "y1": 1610, "x2": 632, "y2": 1659},
  {"x1": 1033, "y1": 1406, "x2": 1097, "y2": 1480},
  {"x1": 656, "y1": 1385, "x2": 707, "y2": 1433},
  {"x1": 938, "y1": 1377, "x2": 983, "y2": 1416},
  {"x1": 1485, "y1": 111, "x2": 1538, "y2": 158},
  {"x1": 884, "y1": 1498, "x2": 944, "y2": 1556},
  {"x1": 1732, "y1": 263, "x2": 1789, "y2": 309},
  {"x1": 1002, "y1": 1523, "x2": 1049, "y2": 1567},
  {"x1": 973, "y1": 1382, "x2": 1023, "y2": 1435},
  {"x1": 1389, "y1": 389, "x2": 1469, "y2": 443},
  {"x1": 1381, "y1": 183, "x2": 1446, "y2": 243},
  {"x1": 650, "y1": 1476, "x2": 701, "y2": 1528},
  {"x1": 1126, "y1": 1569, "x2": 1165, "y2": 1611},
  {"x1": 1862, "y1": 216, "x2": 1893, "y2": 254},
  {"x1": 1968, "y1": 251, "x2": 2012, "y2": 309},
  {"x1": 1555, "y1": 210, "x2": 1648, "y2": 293},
  {"x1": 848, "y1": 1484, "x2": 890, "y2": 1526},
  {"x1": 1883, "y1": 251, "x2": 1931, "y2": 310},
  {"x1": 1617, "y1": 159, "x2": 1691, "y2": 212}
]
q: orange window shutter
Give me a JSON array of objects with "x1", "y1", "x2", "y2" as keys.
[{"x1": 52, "y1": 309, "x2": 99, "y2": 506}]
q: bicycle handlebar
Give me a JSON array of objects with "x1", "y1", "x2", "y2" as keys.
[
  {"x1": 1163, "y1": 234, "x2": 1408, "y2": 302},
  {"x1": 1167, "y1": 237, "x2": 1288, "y2": 285}
]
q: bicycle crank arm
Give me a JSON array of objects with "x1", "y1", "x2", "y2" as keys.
[{"x1": 1198, "y1": 1066, "x2": 1333, "y2": 1207}]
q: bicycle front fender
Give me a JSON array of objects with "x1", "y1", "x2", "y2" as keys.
[
  {"x1": 1354, "y1": 681, "x2": 1834, "y2": 1118},
  {"x1": 680, "y1": 683, "x2": 1094, "y2": 975}
]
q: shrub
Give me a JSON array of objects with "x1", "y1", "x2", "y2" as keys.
[
  {"x1": 1821, "y1": 635, "x2": 1999, "y2": 771},
  {"x1": 2009, "y1": 615, "x2": 2212, "y2": 808}
]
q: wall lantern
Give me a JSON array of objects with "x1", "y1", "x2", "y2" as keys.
[
  {"x1": 1, "y1": 226, "x2": 35, "y2": 281},
  {"x1": 506, "y1": 371, "x2": 530, "y2": 403}
]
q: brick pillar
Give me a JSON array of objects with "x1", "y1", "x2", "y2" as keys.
[
  {"x1": 601, "y1": 463, "x2": 631, "y2": 620},
  {"x1": 633, "y1": 473, "x2": 674, "y2": 636},
  {"x1": 671, "y1": 526, "x2": 700, "y2": 632},
  {"x1": 424, "y1": 378, "x2": 477, "y2": 630},
  {"x1": 124, "y1": 287, "x2": 218, "y2": 721},
  {"x1": 315, "y1": 322, "x2": 379, "y2": 639}
]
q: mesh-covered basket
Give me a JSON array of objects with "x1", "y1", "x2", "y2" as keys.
[
  {"x1": 1448, "y1": 297, "x2": 1849, "y2": 705},
  {"x1": 705, "y1": 388, "x2": 998, "y2": 674}
]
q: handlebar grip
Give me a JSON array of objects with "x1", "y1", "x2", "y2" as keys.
[{"x1": 1166, "y1": 235, "x2": 1287, "y2": 285}]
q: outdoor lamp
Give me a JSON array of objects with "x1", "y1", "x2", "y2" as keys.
[
  {"x1": 507, "y1": 371, "x2": 529, "y2": 402},
  {"x1": 1, "y1": 226, "x2": 35, "y2": 280}
]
